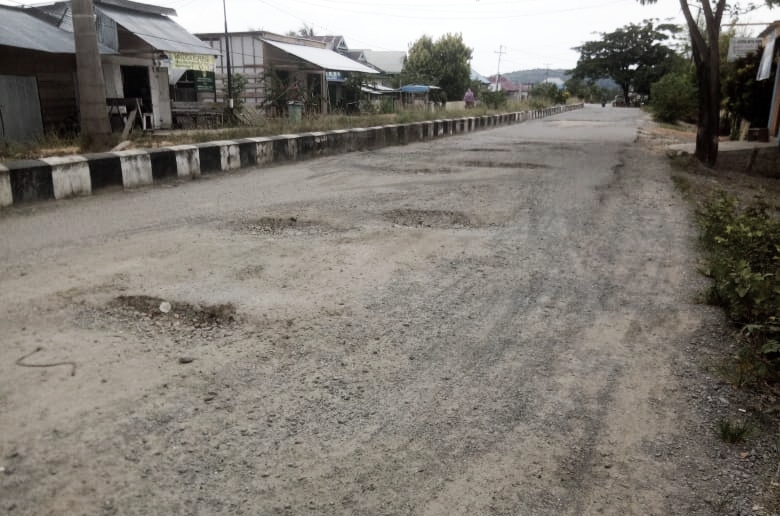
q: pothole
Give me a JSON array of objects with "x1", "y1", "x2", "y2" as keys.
[
  {"x1": 110, "y1": 295, "x2": 237, "y2": 325},
  {"x1": 236, "y1": 264, "x2": 265, "y2": 280},
  {"x1": 74, "y1": 295, "x2": 243, "y2": 350},
  {"x1": 236, "y1": 217, "x2": 331, "y2": 236},
  {"x1": 385, "y1": 209, "x2": 472, "y2": 228},
  {"x1": 461, "y1": 160, "x2": 550, "y2": 169},
  {"x1": 406, "y1": 167, "x2": 458, "y2": 174}
]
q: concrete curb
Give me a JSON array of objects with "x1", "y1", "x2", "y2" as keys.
[{"x1": 0, "y1": 104, "x2": 583, "y2": 208}]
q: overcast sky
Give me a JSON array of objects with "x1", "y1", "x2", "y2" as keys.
[{"x1": 6, "y1": 0, "x2": 780, "y2": 74}]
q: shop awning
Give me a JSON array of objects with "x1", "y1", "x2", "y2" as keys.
[
  {"x1": 262, "y1": 39, "x2": 378, "y2": 74},
  {"x1": 361, "y1": 84, "x2": 397, "y2": 94}
]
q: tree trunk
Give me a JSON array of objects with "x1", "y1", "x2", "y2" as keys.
[
  {"x1": 675, "y1": 0, "x2": 725, "y2": 167},
  {"x1": 694, "y1": 58, "x2": 719, "y2": 166}
]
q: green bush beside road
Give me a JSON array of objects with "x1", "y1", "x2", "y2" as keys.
[{"x1": 696, "y1": 192, "x2": 780, "y2": 385}]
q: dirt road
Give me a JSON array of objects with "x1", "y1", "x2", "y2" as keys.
[{"x1": 0, "y1": 106, "x2": 769, "y2": 515}]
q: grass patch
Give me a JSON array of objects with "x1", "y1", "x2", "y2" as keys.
[{"x1": 717, "y1": 418, "x2": 753, "y2": 444}]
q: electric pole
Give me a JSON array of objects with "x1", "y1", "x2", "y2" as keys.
[
  {"x1": 494, "y1": 45, "x2": 505, "y2": 91},
  {"x1": 222, "y1": 0, "x2": 233, "y2": 112},
  {"x1": 72, "y1": 0, "x2": 111, "y2": 145}
]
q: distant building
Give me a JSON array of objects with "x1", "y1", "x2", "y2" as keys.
[
  {"x1": 194, "y1": 31, "x2": 377, "y2": 115},
  {"x1": 470, "y1": 69, "x2": 491, "y2": 85},
  {"x1": 350, "y1": 50, "x2": 406, "y2": 88},
  {"x1": 488, "y1": 76, "x2": 522, "y2": 99}
]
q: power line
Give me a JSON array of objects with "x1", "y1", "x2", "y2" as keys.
[{"x1": 256, "y1": 0, "x2": 634, "y2": 22}]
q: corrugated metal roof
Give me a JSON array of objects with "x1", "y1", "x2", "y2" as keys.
[
  {"x1": 262, "y1": 39, "x2": 378, "y2": 74},
  {"x1": 97, "y1": 4, "x2": 218, "y2": 55},
  {"x1": 97, "y1": 0, "x2": 176, "y2": 18},
  {"x1": 362, "y1": 50, "x2": 405, "y2": 74},
  {"x1": 0, "y1": 5, "x2": 116, "y2": 54}
]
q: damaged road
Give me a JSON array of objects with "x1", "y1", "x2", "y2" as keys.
[{"x1": 0, "y1": 105, "x2": 769, "y2": 515}]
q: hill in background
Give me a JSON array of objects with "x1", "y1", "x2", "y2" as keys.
[{"x1": 500, "y1": 69, "x2": 618, "y2": 90}]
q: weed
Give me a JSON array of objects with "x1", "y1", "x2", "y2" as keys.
[
  {"x1": 717, "y1": 418, "x2": 753, "y2": 443},
  {"x1": 705, "y1": 493, "x2": 734, "y2": 513},
  {"x1": 671, "y1": 173, "x2": 692, "y2": 195}
]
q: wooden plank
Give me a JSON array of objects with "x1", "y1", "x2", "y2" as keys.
[{"x1": 121, "y1": 109, "x2": 137, "y2": 139}]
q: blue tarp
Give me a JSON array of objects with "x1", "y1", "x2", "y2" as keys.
[{"x1": 399, "y1": 84, "x2": 440, "y2": 93}]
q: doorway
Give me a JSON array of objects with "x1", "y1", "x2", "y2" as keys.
[{"x1": 121, "y1": 65, "x2": 152, "y2": 114}]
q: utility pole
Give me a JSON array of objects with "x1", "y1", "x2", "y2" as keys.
[
  {"x1": 72, "y1": 0, "x2": 111, "y2": 145},
  {"x1": 222, "y1": 0, "x2": 233, "y2": 112},
  {"x1": 494, "y1": 45, "x2": 505, "y2": 91}
]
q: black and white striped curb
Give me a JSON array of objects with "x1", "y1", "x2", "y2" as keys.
[{"x1": 0, "y1": 104, "x2": 583, "y2": 208}]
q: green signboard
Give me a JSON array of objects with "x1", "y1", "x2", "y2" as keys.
[{"x1": 195, "y1": 72, "x2": 216, "y2": 93}]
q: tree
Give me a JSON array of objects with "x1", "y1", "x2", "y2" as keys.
[
  {"x1": 401, "y1": 33, "x2": 473, "y2": 102},
  {"x1": 650, "y1": 71, "x2": 698, "y2": 122},
  {"x1": 286, "y1": 24, "x2": 315, "y2": 37},
  {"x1": 639, "y1": 0, "x2": 780, "y2": 166},
  {"x1": 565, "y1": 77, "x2": 617, "y2": 103},
  {"x1": 571, "y1": 20, "x2": 681, "y2": 104}
]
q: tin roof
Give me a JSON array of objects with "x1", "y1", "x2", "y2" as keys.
[
  {"x1": 262, "y1": 39, "x2": 378, "y2": 74},
  {"x1": 361, "y1": 50, "x2": 406, "y2": 74},
  {"x1": 97, "y1": 0, "x2": 176, "y2": 17},
  {"x1": 97, "y1": 4, "x2": 218, "y2": 55},
  {"x1": 0, "y1": 4, "x2": 115, "y2": 54}
]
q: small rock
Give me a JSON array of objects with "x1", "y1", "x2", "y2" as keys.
[
  {"x1": 159, "y1": 302, "x2": 172, "y2": 314},
  {"x1": 178, "y1": 356, "x2": 194, "y2": 364}
]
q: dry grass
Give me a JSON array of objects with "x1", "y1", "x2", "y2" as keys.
[{"x1": 0, "y1": 101, "x2": 535, "y2": 162}]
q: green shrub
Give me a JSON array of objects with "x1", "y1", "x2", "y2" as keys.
[
  {"x1": 696, "y1": 191, "x2": 780, "y2": 383},
  {"x1": 480, "y1": 90, "x2": 507, "y2": 109},
  {"x1": 650, "y1": 72, "x2": 697, "y2": 123},
  {"x1": 529, "y1": 82, "x2": 567, "y2": 105}
]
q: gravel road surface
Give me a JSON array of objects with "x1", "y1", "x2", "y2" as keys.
[{"x1": 0, "y1": 105, "x2": 771, "y2": 515}]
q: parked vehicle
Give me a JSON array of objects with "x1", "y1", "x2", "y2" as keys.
[{"x1": 612, "y1": 95, "x2": 626, "y2": 107}]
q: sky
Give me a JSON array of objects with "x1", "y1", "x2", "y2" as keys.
[{"x1": 5, "y1": 0, "x2": 780, "y2": 75}]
